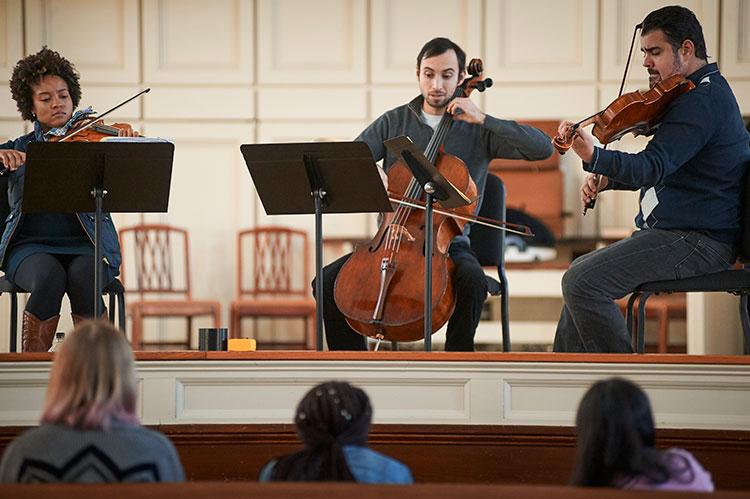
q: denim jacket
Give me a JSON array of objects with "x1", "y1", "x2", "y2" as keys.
[
  {"x1": 259, "y1": 445, "x2": 414, "y2": 484},
  {"x1": 0, "y1": 130, "x2": 121, "y2": 275}
]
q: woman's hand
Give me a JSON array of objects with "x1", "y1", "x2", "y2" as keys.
[
  {"x1": 114, "y1": 123, "x2": 140, "y2": 137},
  {"x1": 0, "y1": 149, "x2": 26, "y2": 171}
]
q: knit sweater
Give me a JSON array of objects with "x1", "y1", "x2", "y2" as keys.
[{"x1": 0, "y1": 422, "x2": 184, "y2": 483}]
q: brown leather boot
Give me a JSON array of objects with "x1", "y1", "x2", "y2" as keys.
[
  {"x1": 72, "y1": 308, "x2": 108, "y2": 328},
  {"x1": 22, "y1": 311, "x2": 60, "y2": 352}
]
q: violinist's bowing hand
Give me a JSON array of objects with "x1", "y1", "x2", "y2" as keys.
[
  {"x1": 0, "y1": 149, "x2": 26, "y2": 172},
  {"x1": 114, "y1": 123, "x2": 140, "y2": 137},
  {"x1": 447, "y1": 97, "x2": 485, "y2": 125},
  {"x1": 581, "y1": 173, "x2": 608, "y2": 207}
]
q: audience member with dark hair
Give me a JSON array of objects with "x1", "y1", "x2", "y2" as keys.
[
  {"x1": 0, "y1": 321, "x2": 184, "y2": 482},
  {"x1": 571, "y1": 378, "x2": 713, "y2": 491},
  {"x1": 260, "y1": 381, "x2": 413, "y2": 483}
]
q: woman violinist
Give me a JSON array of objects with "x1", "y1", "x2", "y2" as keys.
[
  {"x1": 321, "y1": 37, "x2": 553, "y2": 351},
  {"x1": 0, "y1": 47, "x2": 137, "y2": 352},
  {"x1": 552, "y1": 6, "x2": 750, "y2": 353}
]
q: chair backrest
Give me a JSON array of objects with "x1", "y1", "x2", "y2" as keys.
[
  {"x1": 237, "y1": 226, "x2": 310, "y2": 299},
  {"x1": 119, "y1": 224, "x2": 192, "y2": 297},
  {"x1": 469, "y1": 173, "x2": 506, "y2": 268}
]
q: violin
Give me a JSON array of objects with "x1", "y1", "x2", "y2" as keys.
[
  {"x1": 52, "y1": 88, "x2": 150, "y2": 143},
  {"x1": 50, "y1": 118, "x2": 138, "y2": 142},
  {"x1": 333, "y1": 59, "x2": 495, "y2": 343},
  {"x1": 552, "y1": 74, "x2": 695, "y2": 154}
]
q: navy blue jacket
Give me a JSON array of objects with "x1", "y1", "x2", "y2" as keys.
[
  {"x1": 587, "y1": 63, "x2": 750, "y2": 245},
  {"x1": 0, "y1": 131, "x2": 121, "y2": 275}
]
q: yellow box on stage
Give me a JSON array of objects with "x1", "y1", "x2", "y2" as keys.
[{"x1": 228, "y1": 338, "x2": 256, "y2": 352}]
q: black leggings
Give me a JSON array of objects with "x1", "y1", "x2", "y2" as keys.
[{"x1": 13, "y1": 253, "x2": 106, "y2": 320}]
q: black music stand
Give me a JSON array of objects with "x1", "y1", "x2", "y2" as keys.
[
  {"x1": 240, "y1": 142, "x2": 392, "y2": 351},
  {"x1": 384, "y1": 136, "x2": 472, "y2": 351},
  {"x1": 22, "y1": 141, "x2": 174, "y2": 318}
]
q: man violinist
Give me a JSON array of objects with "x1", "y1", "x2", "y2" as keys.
[
  {"x1": 319, "y1": 37, "x2": 553, "y2": 351},
  {"x1": 554, "y1": 6, "x2": 750, "y2": 353}
]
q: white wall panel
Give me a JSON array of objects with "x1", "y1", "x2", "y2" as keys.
[
  {"x1": 370, "y1": 0, "x2": 482, "y2": 84},
  {"x1": 370, "y1": 86, "x2": 417, "y2": 117},
  {"x1": 732, "y1": 80, "x2": 750, "y2": 115},
  {"x1": 139, "y1": 122, "x2": 255, "y2": 324},
  {"x1": 484, "y1": 83, "x2": 597, "y2": 120},
  {"x1": 485, "y1": 0, "x2": 597, "y2": 82},
  {"x1": 600, "y1": 0, "x2": 719, "y2": 84},
  {"x1": 79, "y1": 85, "x2": 142, "y2": 121},
  {"x1": 721, "y1": 0, "x2": 750, "y2": 79},
  {"x1": 144, "y1": 86, "x2": 254, "y2": 120},
  {"x1": 257, "y1": 0, "x2": 366, "y2": 84},
  {"x1": 142, "y1": 0, "x2": 253, "y2": 84},
  {"x1": 25, "y1": 0, "x2": 140, "y2": 84},
  {"x1": 257, "y1": 88, "x2": 366, "y2": 120},
  {"x1": 0, "y1": 0, "x2": 22, "y2": 79}
]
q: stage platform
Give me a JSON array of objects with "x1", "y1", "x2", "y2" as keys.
[{"x1": 1, "y1": 351, "x2": 749, "y2": 430}]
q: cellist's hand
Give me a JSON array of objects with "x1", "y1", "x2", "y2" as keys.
[
  {"x1": 447, "y1": 97, "x2": 485, "y2": 125},
  {"x1": 581, "y1": 173, "x2": 608, "y2": 207}
]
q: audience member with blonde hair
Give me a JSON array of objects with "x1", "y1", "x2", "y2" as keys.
[
  {"x1": 571, "y1": 377, "x2": 713, "y2": 491},
  {"x1": 0, "y1": 321, "x2": 184, "y2": 482},
  {"x1": 260, "y1": 380, "x2": 413, "y2": 483}
]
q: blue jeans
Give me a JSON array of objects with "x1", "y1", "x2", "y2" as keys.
[{"x1": 554, "y1": 229, "x2": 735, "y2": 353}]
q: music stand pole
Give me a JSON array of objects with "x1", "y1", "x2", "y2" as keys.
[
  {"x1": 304, "y1": 154, "x2": 326, "y2": 351},
  {"x1": 92, "y1": 185, "x2": 107, "y2": 318},
  {"x1": 423, "y1": 185, "x2": 435, "y2": 352}
]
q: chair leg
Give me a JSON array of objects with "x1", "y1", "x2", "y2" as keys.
[
  {"x1": 10, "y1": 292, "x2": 18, "y2": 353},
  {"x1": 117, "y1": 292, "x2": 126, "y2": 333},
  {"x1": 636, "y1": 292, "x2": 652, "y2": 354},
  {"x1": 391, "y1": 341, "x2": 399, "y2": 351},
  {"x1": 108, "y1": 293, "x2": 116, "y2": 323},
  {"x1": 231, "y1": 309, "x2": 240, "y2": 339},
  {"x1": 131, "y1": 308, "x2": 143, "y2": 350},
  {"x1": 657, "y1": 306, "x2": 669, "y2": 354},
  {"x1": 740, "y1": 294, "x2": 750, "y2": 355},
  {"x1": 186, "y1": 316, "x2": 193, "y2": 350},
  {"x1": 626, "y1": 292, "x2": 639, "y2": 337},
  {"x1": 500, "y1": 285, "x2": 510, "y2": 352}
]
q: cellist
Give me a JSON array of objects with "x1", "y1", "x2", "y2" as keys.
[
  {"x1": 319, "y1": 37, "x2": 552, "y2": 351},
  {"x1": 0, "y1": 47, "x2": 138, "y2": 351},
  {"x1": 553, "y1": 6, "x2": 750, "y2": 353}
]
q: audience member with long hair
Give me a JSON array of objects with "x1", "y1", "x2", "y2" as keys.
[
  {"x1": 0, "y1": 321, "x2": 184, "y2": 482},
  {"x1": 260, "y1": 381, "x2": 413, "y2": 483},
  {"x1": 571, "y1": 377, "x2": 713, "y2": 491}
]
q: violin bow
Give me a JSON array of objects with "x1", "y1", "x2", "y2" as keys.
[
  {"x1": 58, "y1": 88, "x2": 151, "y2": 142},
  {"x1": 583, "y1": 22, "x2": 642, "y2": 215},
  {"x1": 387, "y1": 192, "x2": 534, "y2": 237}
]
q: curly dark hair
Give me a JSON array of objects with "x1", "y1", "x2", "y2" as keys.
[
  {"x1": 9, "y1": 46, "x2": 81, "y2": 122},
  {"x1": 642, "y1": 5, "x2": 709, "y2": 61}
]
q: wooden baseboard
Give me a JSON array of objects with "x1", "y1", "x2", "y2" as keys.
[{"x1": 2, "y1": 424, "x2": 746, "y2": 489}]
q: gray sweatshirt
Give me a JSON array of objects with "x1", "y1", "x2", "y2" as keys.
[{"x1": 0, "y1": 422, "x2": 185, "y2": 483}]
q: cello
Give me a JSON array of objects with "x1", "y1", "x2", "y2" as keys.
[{"x1": 333, "y1": 59, "x2": 494, "y2": 343}]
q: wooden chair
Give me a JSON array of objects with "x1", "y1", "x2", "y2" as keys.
[
  {"x1": 617, "y1": 294, "x2": 686, "y2": 353},
  {"x1": 119, "y1": 224, "x2": 220, "y2": 350},
  {"x1": 230, "y1": 227, "x2": 316, "y2": 349}
]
